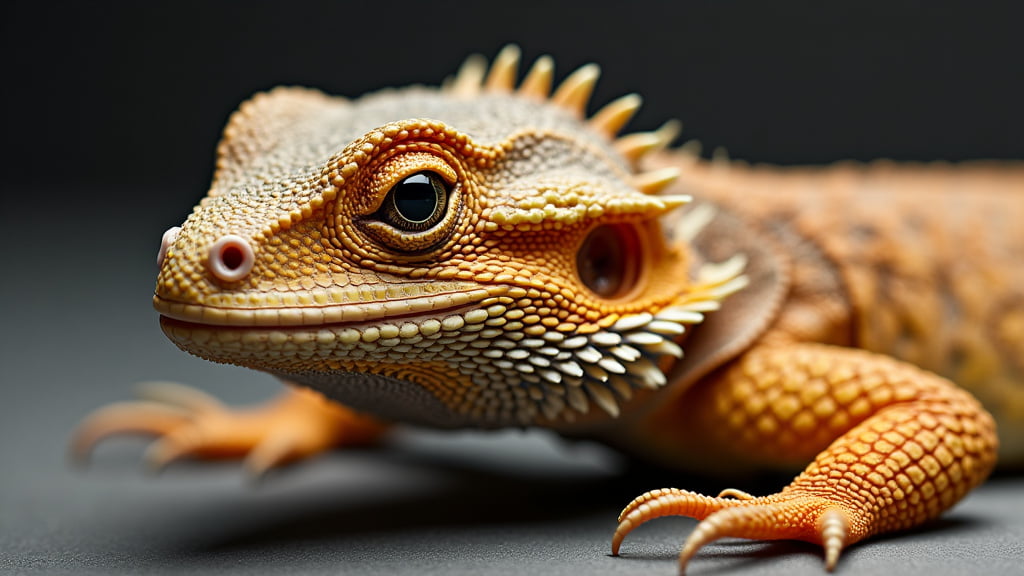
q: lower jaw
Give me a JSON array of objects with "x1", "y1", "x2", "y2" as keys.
[
  {"x1": 156, "y1": 316, "x2": 545, "y2": 429},
  {"x1": 156, "y1": 301, "x2": 505, "y2": 371}
]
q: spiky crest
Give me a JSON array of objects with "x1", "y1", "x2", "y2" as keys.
[{"x1": 446, "y1": 45, "x2": 696, "y2": 184}]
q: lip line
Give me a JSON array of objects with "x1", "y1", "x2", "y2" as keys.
[
  {"x1": 153, "y1": 288, "x2": 507, "y2": 330},
  {"x1": 157, "y1": 300, "x2": 488, "y2": 332}
]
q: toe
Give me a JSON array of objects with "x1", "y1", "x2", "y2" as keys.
[
  {"x1": 614, "y1": 489, "x2": 857, "y2": 573},
  {"x1": 144, "y1": 427, "x2": 206, "y2": 471},
  {"x1": 820, "y1": 508, "x2": 851, "y2": 571},
  {"x1": 70, "y1": 402, "x2": 190, "y2": 463},
  {"x1": 135, "y1": 381, "x2": 223, "y2": 412},
  {"x1": 244, "y1": 431, "x2": 306, "y2": 479},
  {"x1": 613, "y1": 488, "x2": 732, "y2": 555}
]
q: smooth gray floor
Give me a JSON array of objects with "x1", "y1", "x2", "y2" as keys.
[{"x1": 1, "y1": 185, "x2": 1023, "y2": 576}]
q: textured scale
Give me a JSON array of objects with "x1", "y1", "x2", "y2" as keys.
[
  {"x1": 71, "y1": 46, "x2": 1016, "y2": 573},
  {"x1": 613, "y1": 344, "x2": 997, "y2": 569},
  {"x1": 655, "y1": 157, "x2": 1024, "y2": 461},
  {"x1": 148, "y1": 49, "x2": 718, "y2": 429}
]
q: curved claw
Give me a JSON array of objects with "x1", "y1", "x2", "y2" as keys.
[
  {"x1": 820, "y1": 509, "x2": 851, "y2": 571},
  {"x1": 71, "y1": 385, "x2": 389, "y2": 478},
  {"x1": 70, "y1": 401, "x2": 191, "y2": 463},
  {"x1": 677, "y1": 505, "x2": 784, "y2": 572},
  {"x1": 612, "y1": 488, "x2": 736, "y2": 555},
  {"x1": 135, "y1": 381, "x2": 223, "y2": 411},
  {"x1": 144, "y1": 428, "x2": 206, "y2": 472},
  {"x1": 71, "y1": 380, "x2": 227, "y2": 464},
  {"x1": 679, "y1": 504, "x2": 850, "y2": 573},
  {"x1": 243, "y1": 429, "x2": 314, "y2": 480},
  {"x1": 612, "y1": 488, "x2": 855, "y2": 573},
  {"x1": 716, "y1": 488, "x2": 756, "y2": 500}
]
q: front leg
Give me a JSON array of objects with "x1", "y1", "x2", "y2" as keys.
[
  {"x1": 71, "y1": 382, "x2": 388, "y2": 478},
  {"x1": 613, "y1": 343, "x2": 997, "y2": 572}
]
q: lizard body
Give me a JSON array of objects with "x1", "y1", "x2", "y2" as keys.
[
  {"x1": 73, "y1": 47, "x2": 1017, "y2": 572},
  {"x1": 660, "y1": 159, "x2": 1024, "y2": 462}
]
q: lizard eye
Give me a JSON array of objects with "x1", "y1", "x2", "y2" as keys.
[
  {"x1": 379, "y1": 171, "x2": 450, "y2": 231},
  {"x1": 357, "y1": 153, "x2": 462, "y2": 256},
  {"x1": 577, "y1": 224, "x2": 643, "y2": 299}
]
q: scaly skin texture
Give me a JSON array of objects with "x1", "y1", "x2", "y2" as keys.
[
  {"x1": 72, "y1": 46, "x2": 1014, "y2": 572},
  {"x1": 613, "y1": 344, "x2": 996, "y2": 570},
  {"x1": 652, "y1": 157, "x2": 1024, "y2": 462}
]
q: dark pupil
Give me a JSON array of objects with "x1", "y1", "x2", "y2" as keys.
[
  {"x1": 393, "y1": 172, "x2": 440, "y2": 223},
  {"x1": 579, "y1": 227, "x2": 622, "y2": 296},
  {"x1": 577, "y1": 224, "x2": 638, "y2": 298}
]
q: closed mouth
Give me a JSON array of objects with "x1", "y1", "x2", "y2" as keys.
[{"x1": 152, "y1": 284, "x2": 511, "y2": 329}]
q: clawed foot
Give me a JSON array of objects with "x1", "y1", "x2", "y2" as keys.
[
  {"x1": 612, "y1": 487, "x2": 857, "y2": 573},
  {"x1": 71, "y1": 382, "x2": 387, "y2": 478}
]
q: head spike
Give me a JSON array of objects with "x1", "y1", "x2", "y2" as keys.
[
  {"x1": 676, "y1": 202, "x2": 717, "y2": 243},
  {"x1": 712, "y1": 145, "x2": 731, "y2": 174},
  {"x1": 652, "y1": 119, "x2": 682, "y2": 149},
  {"x1": 450, "y1": 53, "x2": 487, "y2": 96},
  {"x1": 615, "y1": 132, "x2": 661, "y2": 164},
  {"x1": 657, "y1": 194, "x2": 693, "y2": 211},
  {"x1": 615, "y1": 120, "x2": 682, "y2": 163},
  {"x1": 632, "y1": 167, "x2": 681, "y2": 195},
  {"x1": 713, "y1": 145, "x2": 730, "y2": 164},
  {"x1": 551, "y1": 63, "x2": 601, "y2": 117},
  {"x1": 679, "y1": 139, "x2": 703, "y2": 159},
  {"x1": 589, "y1": 93, "x2": 642, "y2": 137},
  {"x1": 484, "y1": 45, "x2": 520, "y2": 92},
  {"x1": 518, "y1": 55, "x2": 554, "y2": 99}
]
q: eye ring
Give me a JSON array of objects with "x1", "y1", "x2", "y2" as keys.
[
  {"x1": 356, "y1": 153, "x2": 463, "y2": 256},
  {"x1": 378, "y1": 171, "x2": 450, "y2": 232}
]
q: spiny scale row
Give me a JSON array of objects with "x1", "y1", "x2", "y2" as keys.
[
  {"x1": 437, "y1": 300, "x2": 714, "y2": 424},
  {"x1": 447, "y1": 44, "x2": 684, "y2": 194}
]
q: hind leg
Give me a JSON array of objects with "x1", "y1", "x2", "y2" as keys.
[{"x1": 613, "y1": 343, "x2": 997, "y2": 572}]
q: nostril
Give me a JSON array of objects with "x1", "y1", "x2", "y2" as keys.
[
  {"x1": 157, "y1": 226, "x2": 181, "y2": 268},
  {"x1": 207, "y1": 234, "x2": 255, "y2": 282}
]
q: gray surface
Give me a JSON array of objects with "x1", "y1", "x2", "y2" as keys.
[
  {"x1": 1, "y1": 186, "x2": 1023, "y2": 576},
  {"x1": 3, "y1": 429, "x2": 1024, "y2": 576}
]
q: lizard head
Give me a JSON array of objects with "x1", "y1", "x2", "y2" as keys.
[{"x1": 153, "y1": 46, "x2": 747, "y2": 429}]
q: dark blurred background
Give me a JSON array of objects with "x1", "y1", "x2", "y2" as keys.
[{"x1": 4, "y1": 1, "x2": 1023, "y2": 204}]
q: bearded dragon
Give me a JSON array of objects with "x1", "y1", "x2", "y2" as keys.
[{"x1": 72, "y1": 46, "x2": 1023, "y2": 572}]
